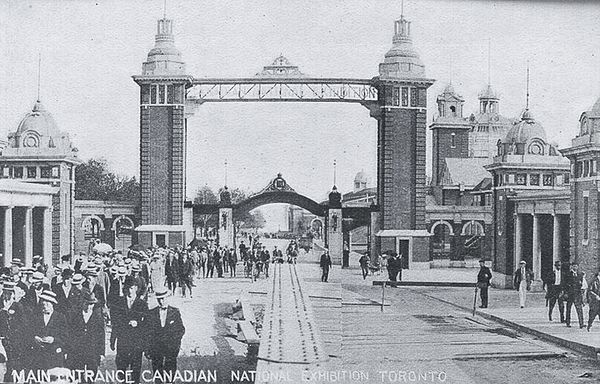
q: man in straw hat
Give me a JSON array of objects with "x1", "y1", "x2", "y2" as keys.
[
  {"x1": 110, "y1": 276, "x2": 147, "y2": 384},
  {"x1": 144, "y1": 289, "x2": 185, "y2": 379},
  {"x1": 66, "y1": 289, "x2": 105, "y2": 379},
  {"x1": 514, "y1": 260, "x2": 534, "y2": 308},
  {"x1": 53, "y1": 269, "x2": 82, "y2": 315},
  {"x1": 29, "y1": 290, "x2": 68, "y2": 371}
]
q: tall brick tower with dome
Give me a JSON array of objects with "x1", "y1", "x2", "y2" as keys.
[
  {"x1": 133, "y1": 13, "x2": 193, "y2": 248},
  {"x1": 371, "y1": 11, "x2": 434, "y2": 266}
]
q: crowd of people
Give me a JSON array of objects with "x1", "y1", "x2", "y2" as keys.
[{"x1": 0, "y1": 245, "x2": 193, "y2": 383}]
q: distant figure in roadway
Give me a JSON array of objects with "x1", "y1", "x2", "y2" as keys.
[
  {"x1": 477, "y1": 259, "x2": 492, "y2": 308},
  {"x1": 320, "y1": 250, "x2": 332, "y2": 283}
]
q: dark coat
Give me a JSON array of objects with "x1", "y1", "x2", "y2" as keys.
[
  {"x1": 145, "y1": 306, "x2": 185, "y2": 359},
  {"x1": 513, "y1": 267, "x2": 533, "y2": 289},
  {"x1": 83, "y1": 282, "x2": 107, "y2": 311},
  {"x1": 477, "y1": 266, "x2": 492, "y2": 286},
  {"x1": 320, "y1": 254, "x2": 332, "y2": 269},
  {"x1": 22, "y1": 287, "x2": 43, "y2": 313},
  {"x1": 0, "y1": 300, "x2": 27, "y2": 362},
  {"x1": 110, "y1": 296, "x2": 148, "y2": 350},
  {"x1": 179, "y1": 259, "x2": 193, "y2": 280},
  {"x1": 165, "y1": 257, "x2": 180, "y2": 281},
  {"x1": 67, "y1": 308, "x2": 105, "y2": 369},
  {"x1": 565, "y1": 270, "x2": 586, "y2": 303},
  {"x1": 28, "y1": 310, "x2": 68, "y2": 370},
  {"x1": 53, "y1": 284, "x2": 82, "y2": 315},
  {"x1": 108, "y1": 277, "x2": 127, "y2": 308}
]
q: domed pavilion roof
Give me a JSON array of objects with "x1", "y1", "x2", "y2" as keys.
[
  {"x1": 16, "y1": 100, "x2": 59, "y2": 139},
  {"x1": 354, "y1": 170, "x2": 368, "y2": 184},
  {"x1": 502, "y1": 109, "x2": 547, "y2": 144}
]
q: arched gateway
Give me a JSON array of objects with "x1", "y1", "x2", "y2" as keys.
[{"x1": 133, "y1": 13, "x2": 434, "y2": 265}]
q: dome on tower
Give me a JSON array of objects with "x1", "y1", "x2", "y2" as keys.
[
  {"x1": 354, "y1": 171, "x2": 368, "y2": 184},
  {"x1": 15, "y1": 100, "x2": 59, "y2": 139},
  {"x1": 379, "y1": 15, "x2": 426, "y2": 79},
  {"x1": 142, "y1": 18, "x2": 186, "y2": 76},
  {"x1": 502, "y1": 109, "x2": 546, "y2": 144},
  {"x1": 479, "y1": 84, "x2": 499, "y2": 100}
]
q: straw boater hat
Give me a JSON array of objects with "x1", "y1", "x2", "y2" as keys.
[
  {"x1": 86, "y1": 267, "x2": 99, "y2": 277},
  {"x1": 131, "y1": 263, "x2": 141, "y2": 272},
  {"x1": 72, "y1": 274, "x2": 85, "y2": 285},
  {"x1": 2, "y1": 281, "x2": 15, "y2": 292},
  {"x1": 109, "y1": 265, "x2": 118, "y2": 275},
  {"x1": 154, "y1": 289, "x2": 169, "y2": 300},
  {"x1": 11, "y1": 258, "x2": 23, "y2": 267},
  {"x1": 117, "y1": 266, "x2": 128, "y2": 278},
  {"x1": 39, "y1": 290, "x2": 58, "y2": 305},
  {"x1": 22, "y1": 267, "x2": 34, "y2": 275},
  {"x1": 30, "y1": 272, "x2": 44, "y2": 284}
]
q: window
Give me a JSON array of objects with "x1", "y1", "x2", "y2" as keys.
[
  {"x1": 516, "y1": 174, "x2": 526, "y2": 185},
  {"x1": 13, "y1": 167, "x2": 23, "y2": 178},
  {"x1": 158, "y1": 84, "x2": 166, "y2": 104},
  {"x1": 150, "y1": 85, "x2": 157, "y2": 104},
  {"x1": 584, "y1": 161, "x2": 590, "y2": 177},
  {"x1": 450, "y1": 133, "x2": 456, "y2": 148},
  {"x1": 410, "y1": 87, "x2": 418, "y2": 107},
  {"x1": 564, "y1": 173, "x2": 570, "y2": 184},
  {"x1": 1, "y1": 167, "x2": 9, "y2": 178},
  {"x1": 576, "y1": 161, "x2": 583, "y2": 178},
  {"x1": 543, "y1": 174, "x2": 554, "y2": 186},
  {"x1": 174, "y1": 84, "x2": 184, "y2": 104},
  {"x1": 584, "y1": 195, "x2": 589, "y2": 241},
  {"x1": 450, "y1": 105, "x2": 456, "y2": 116},
  {"x1": 51, "y1": 166, "x2": 59, "y2": 178},
  {"x1": 41, "y1": 167, "x2": 51, "y2": 178},
  {"x1": 27, "y1": 167, "x2": 37, "y2": 179},
  {"x1": 530, "y1": 174, "x2": 540, "y2": 186},
  {"x1": 140, "y1": 84, "x2": 150, "y2": 104},
  {"x1": 401, "y1": 87, "x2": 409, "y2": 107},
  {"x1": 393, "y1": 88, "x2": 400, "y2": 106},
  {"x1": 167, "y1": 84, "x2": 174, "y2": 104}
]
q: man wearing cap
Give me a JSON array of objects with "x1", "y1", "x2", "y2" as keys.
[
  {"x1": 54, "y1": 269, "x2": 82, "y2": 315},
  {"x1": 66, "y1": 289, "x2": 105, "y2": 378},
  {"x1": 544, "y1": 260, "x2": 565, "y2": 322},
  {"x1": 144, "y1": 289, "x2": 185, "y2": 379},
  {"x1": 513, "y1": 260, "x2": 534, "y2": 308},
  {"x1": 111, "y1": 276, "x2": 148, "y2": 384},
  {"x1": 477, "y1": 259, "x2": 493, "y2": 308},
  {"x1": 0, "y1": 281, "x2": 26, "y2": 381},
  {"x1": 29, "y1": 290, "x2": 68, "y2": 371}
]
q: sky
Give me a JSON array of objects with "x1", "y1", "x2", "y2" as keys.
[{"x1": 1, "y1": 0, "x2": 599, "y2": 207}]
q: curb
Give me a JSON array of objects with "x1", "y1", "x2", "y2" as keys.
[{"x1": 415, "y1": 289, "x2": 599, "y2": 359}]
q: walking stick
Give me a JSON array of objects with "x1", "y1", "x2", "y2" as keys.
[
  {"x1": 472, "y1": 286, "x2": 478, "y2": 316},
  {"x1": 381, "y1": 281, "x2": 386, "y2": 312}
]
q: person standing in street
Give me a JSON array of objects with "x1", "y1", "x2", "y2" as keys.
[
  {"x1": 587, "y1": 271, "x2": 600, "y2": 331},
  {"x1": 144, "y1": 289, "x2": 185, "y2": 380},
  {"x1": 320, "y1": 250, "x2": 332, "y2": 282},
  {"x1": 477, "y1": 259, "x2": 492, "y2": 308},
  {"x1": 387, "y1": 253, "x2": 398, "y2": 282},
  {"x1": 179, "y1": 252, "x2": 193, "y2": 298},
  {"x1": 513, "y1": 260, "x2": 533, "y2": 308},
  {"x1": 545, "y1": 260, "x2": 565, "y2": 322},
  {"x1": 165, "y1": 252, "x2": 179, "y2": 295},
  {"x1": 359, "y1": 253, "x2": 370, "y2": 280},
  {"x1": 565, "y1": 262, "x2": 587, "y2": 329}
]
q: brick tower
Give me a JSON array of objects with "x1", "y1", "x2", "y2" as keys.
[
  {"x1": 372, "y1": 13, "x2": 434, "y2": 267},
  {"x1": 133, "y1": 16, "x2": 193, "y2": 248}
]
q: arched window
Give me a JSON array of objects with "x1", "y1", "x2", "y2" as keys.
[
  {"x1": 461, "y1": 221, "x2": 485, "y2": 236},
  {"x1": 82, "y1": 215, "x2": 104, "y2": 240}
]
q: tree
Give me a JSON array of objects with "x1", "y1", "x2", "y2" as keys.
[
  {"x1": 75, "y1": 158, "x2": 140, "y2": 203},
  {"x1": 240, "y1": 210, "x2": 266, "y2": 233},
  {"x1": 193, "y1": 186, "x2": 219, "y2": 236}
]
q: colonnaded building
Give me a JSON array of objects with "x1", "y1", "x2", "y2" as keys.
[{"x1": 0, "y1": 11, "x2": 599, "y2": 290}]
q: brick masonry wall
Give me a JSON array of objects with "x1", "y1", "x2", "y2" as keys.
[
  {"x1": 431, "y1": 128, "x2": 470, "y2": 185},
  {"x1": 571, "y1": 179, "x2": 600, "y2": 279}
]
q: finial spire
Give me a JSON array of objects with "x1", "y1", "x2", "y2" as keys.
[
  {"x1": 401, "y1": 0, "x2": 405, "y2": 16},
  {"x1": 333, "y1": 159, "x2": 337, "y2": 188},
  {"x1": 487, "y1": 38, "x2": 491, "y2": 86},
  {"x1": 37, "y1": 52, "x2": 41, "y2": 101},
  {"x1": 526, "y1": 60, "x2": 530, "y2": 110},
  {"x1": 163, "y1": 0, "x2": 167, "y2": 19},
  {"x1": 224, "y1": 159, "x2": 228, "y2": 187}
]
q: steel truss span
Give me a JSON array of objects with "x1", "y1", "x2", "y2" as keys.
[{"x1": 187, "y1": 78, "x2": 377, "y2": 103}]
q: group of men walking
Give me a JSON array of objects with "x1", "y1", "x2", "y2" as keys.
[{"x1": 0, "y1": 248, "x2": 187, "y2": 383}]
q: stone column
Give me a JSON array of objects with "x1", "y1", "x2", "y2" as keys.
[
  {"x1": 514, "y1": 213, "x2": 522, "y2": 269},
  {"x1": 552, "y1": 214, "x2": 560, "y2": 265},
  {"x1": 3, "y1": 206, "x2": 12, "y2": 267},
  {"x1": 369, "y1": 210, "x2": 380, "y2": 263},
  {"x1": 218, "y1": 208, "x2": 234, "y2": 249},
  {"x1": 327, "y1": 208, "x2": 343, "y2": 265},
  {"x1": 24, "y1": 206, "x2": 33, "y2": 267},
  {"x1": 532, "y1": 214, "x2": 541, "y2": 281},
  {"x1": 43, "y1": 207, "x2": 53, "y2": 267}
]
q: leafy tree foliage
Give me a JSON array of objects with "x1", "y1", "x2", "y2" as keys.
[{"x1": 75, "y1": 158, "x2": 140, "y2": 203}]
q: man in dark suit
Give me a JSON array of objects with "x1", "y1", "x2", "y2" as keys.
[
  {"x1": 565, "y1": 262, "x2": 586, "y2": 328},
  {"x1": 544, "y1": 260, "x2": 565, "y2": 322},
  {"x1": 387, "y1": 253, "x2": 398, "y2": 282},
  {"x1": 66, "y1": 289, "x2": 105, "y2": 379},
  {"x1": 0, "y1": 282, "x2": 27, "y2": 382},
  {"x1": 28, "y1": 290, "x2": 68, "y2": 371},
  {"x1": 320, "y1": 250, "x2": 332, "y2": 282},
  {"x1": 53, "y1": 269, "x2": 82, "y2": 316},
  {"x1": 22, "y1": 271, "x2": 45, "y2": 313},
  {"x1": 587, "y1": 271, "x2": 600, "y2": 331},
  {"x1": 164, "y1": 252, "x2": 179, "y2": 294},
  {"x1": 145, "y1": 289, "x2": 185, "y2": 381},
  {"x1": 110, "y1": 277, "x2": 148, "y2": 383},
  {"x1": 477, "y1": 259, "x2": 493, "y2": 308}
]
